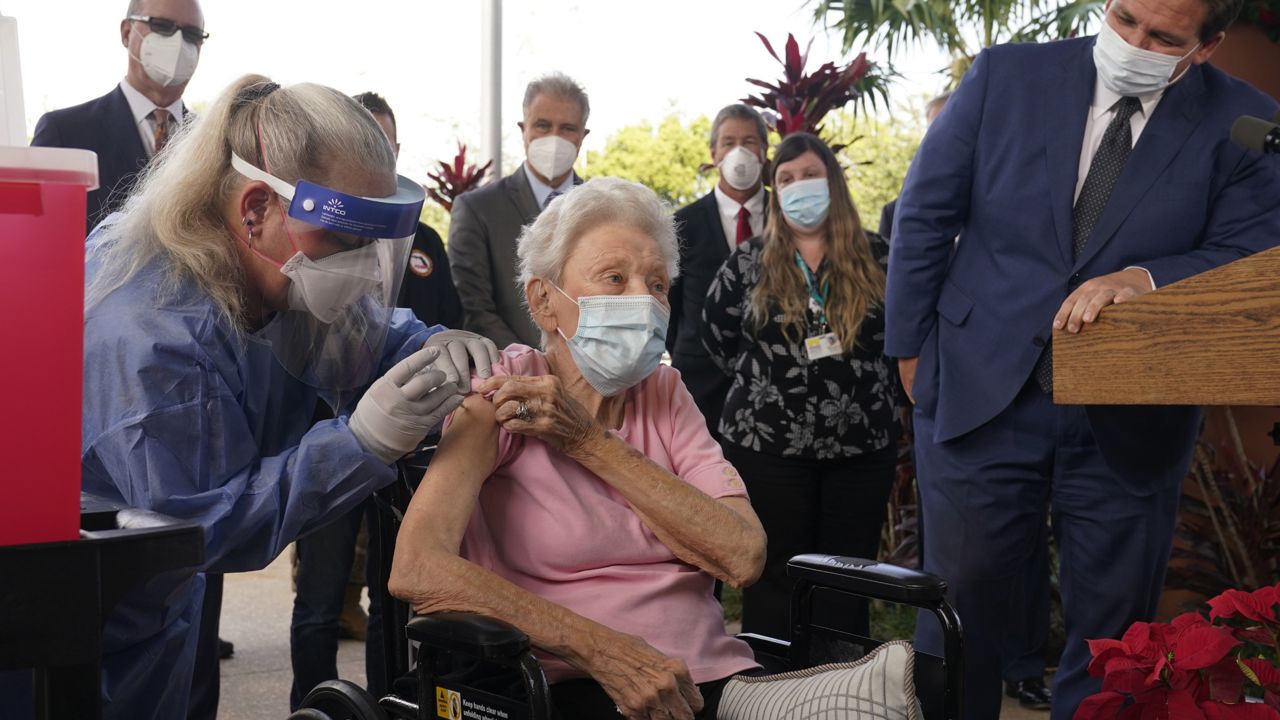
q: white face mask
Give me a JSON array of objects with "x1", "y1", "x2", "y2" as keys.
[
  {"x1": 527, "y1": 135, "x2": 579, "y2": 181},
  {"x1": 719, "y1": 145, "x2": 763, "y2": 191},
  {"x1": 135, "y1": 29, "x2": 199, "y2": 87},
  {"x1": 1094, "y1": 16, "x2": 1200, "y2": 97},
  {"x1": 280, "y1": 241, "x2": 384, "y2": 325},
  {"x1": 552, "y1": 285, "x2": 669, "y2": 397}
]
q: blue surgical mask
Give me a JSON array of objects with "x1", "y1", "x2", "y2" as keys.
[
  {"x1": 1094, "y1": 16, "x2": 1200, "y2": 97},
  {"x1": 778, "y1": 178, "x2": 831, "y2": 230},
  {"x1": 553, "y1": 285, "x2": 669, "y2": 397}
]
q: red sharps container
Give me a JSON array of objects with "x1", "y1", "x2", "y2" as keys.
[{"x1": 0, "y1": 146, "x2": 98, "y2": 546}]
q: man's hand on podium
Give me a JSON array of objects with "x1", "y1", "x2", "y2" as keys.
[{"x1": 1053, "y1": 267, "x2": 1154, "y2": 334}]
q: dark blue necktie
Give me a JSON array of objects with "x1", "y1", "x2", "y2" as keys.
[{"x1": 1034, "y1": 96, "x2": 1142, "y2": 394}]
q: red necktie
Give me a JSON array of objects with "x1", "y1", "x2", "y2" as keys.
[
  {"x1": 735, "y1": 206, "x2": 752, "y2": 244},
  {"x1": 151, "y1": 109, "x2": 171, "y2": 155}
]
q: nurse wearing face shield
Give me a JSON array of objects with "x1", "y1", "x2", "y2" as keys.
[{"x1": 79, "y1": 74, "x2": 497, "y2": 719}]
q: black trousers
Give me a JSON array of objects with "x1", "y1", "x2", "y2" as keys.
[
  {"x1": 723, "y1": 443, "x2": 897, "y2": 641},
  {"x1": 187, "y1": 573, "x2": 223, "y2": 720}
]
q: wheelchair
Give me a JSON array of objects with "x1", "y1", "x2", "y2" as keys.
[{"x1": 290, "y1": 447, "x2": 964, "y2": 720}]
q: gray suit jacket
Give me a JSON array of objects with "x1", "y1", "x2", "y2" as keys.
[{"x1": 447, "y1": 167, "x2": 579, "y2": 349}]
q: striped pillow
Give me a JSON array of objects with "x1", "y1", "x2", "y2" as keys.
[{"x1": 718, "y1": 641, "x2": 920, "y2": 720}]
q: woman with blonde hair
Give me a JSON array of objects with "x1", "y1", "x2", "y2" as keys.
[
  {"x1": 81, "y1": 74, "x2": 495, "y2": 719},
  {"x1": 703, "y1": 131, "x2": 901, "y2": 642}
]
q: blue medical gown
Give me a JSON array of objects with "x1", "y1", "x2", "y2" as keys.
[{"x1": 80, "y1": 253, "x2": 438, "y2": 719}]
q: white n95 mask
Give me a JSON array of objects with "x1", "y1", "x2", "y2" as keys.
[
  {"x1": 1094, "y1": 18, "x2": 1200, "y2": 97},
  {"x1": 553, "y1": 286, "x2": 669, "y2": 397},
  {"x1": 527, "y1": 136, "x2": 579, "y2": 181},
  {"x1": 281, "y1": 241, "x2": 383, "y2": 325},
  {"x1": 719, "y1": 146, "x2": 763, "y2": 191},
  {"x1": 137, "y1": 30, "x2": 199, "y2": 87}
]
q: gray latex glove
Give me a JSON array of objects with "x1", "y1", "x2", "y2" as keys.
[
  {"x1": 425, "y1": 329, "x2": 502, "y2": 392},
  {"x1": 349, "y1": 345, "x2": 462, "y2": 464}
]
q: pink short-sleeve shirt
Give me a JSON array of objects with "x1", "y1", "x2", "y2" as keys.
[{"x1": 451, "y1": 345, "x2": 759, "y2": 684}]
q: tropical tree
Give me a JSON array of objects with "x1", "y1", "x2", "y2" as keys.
[
  {"x1": 809, "y1": 0, "x2": 1104, "y2": 84},
  {"x1": 582, "y1": 113, "x2": 714, "y2": 208}
]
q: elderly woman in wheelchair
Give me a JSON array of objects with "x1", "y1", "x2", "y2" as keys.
[{"x1": 388, "y1": 177, "x2": 769, "y2": 720}]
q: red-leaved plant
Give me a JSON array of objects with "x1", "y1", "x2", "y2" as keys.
[
  {"x1": 1076, "y1": 583, "x2": 1280, "y2": 720},
  {"x1": 741, "y1": 32, "x2": 887, "y2": 146},
  {"x1": 425, "y1": 142, "x2": 492, "y2": 212}
]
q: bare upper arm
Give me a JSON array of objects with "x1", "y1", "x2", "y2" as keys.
[{"x1": 400, "y1": 393, "x2": 500, "y2": 553}]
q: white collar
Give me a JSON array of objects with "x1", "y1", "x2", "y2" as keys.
[
  {"x1": 1089, "y1": 74, "x2": 1164, "y2": 121},
  {"x1": 713, "y1": 184, "x2": 765, "y2": 217},
  {"x1": 523, "y1": 163, "x2": 575, "y2": 209},
  {"x1": 119, "y1": 79, "x2": 185, "y2": 127}
]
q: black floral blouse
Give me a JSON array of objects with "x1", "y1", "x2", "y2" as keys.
[{"x1": 701, "y1": 233, "x2": 900, "y2": 460}]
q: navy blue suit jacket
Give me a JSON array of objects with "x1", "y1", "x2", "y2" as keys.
[
  {"x1": 886, "y1": 38, "x2": 1280, "y2": 492},
  {"x1": 31, "y1": 85, "x2": 169, "y2": 236}
]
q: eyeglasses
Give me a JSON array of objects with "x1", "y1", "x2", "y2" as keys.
[{"x1": 127, "y1": 15, "x2": 209, "y2": 45}]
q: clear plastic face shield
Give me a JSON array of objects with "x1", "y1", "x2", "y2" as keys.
[{"x1": 230, "y1": 152, "x2": 425, "y2": 403}]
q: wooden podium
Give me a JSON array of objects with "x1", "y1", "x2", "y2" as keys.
[{"x1": 1054, "y1": 245, "x2": 1280, "y2": 405}]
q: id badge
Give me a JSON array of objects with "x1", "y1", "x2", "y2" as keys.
[{"x1": 805, "y1": 332, "x2": 843, "y2": 361}]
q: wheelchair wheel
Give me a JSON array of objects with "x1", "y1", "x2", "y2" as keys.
[
  {"x1": 295, "y1": 680, "x2": 386, "y2": 720},
  {"x1": 285, "y1": 711, "x2": 333, "y2": 720}
]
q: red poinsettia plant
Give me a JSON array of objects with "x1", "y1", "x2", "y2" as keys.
[
  {"x1": 1076, "y1": 583, "x2": 1280, "y2": 720},
  {"x1": 425, "y1": 142, "x2": 492, "y2": 212}
]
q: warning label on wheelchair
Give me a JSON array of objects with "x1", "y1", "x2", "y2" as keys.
[
  {"x1": 436, "y1": 685, "x2": 516, "y2": 720},
  {"x1": 436, "y1": 687, "x2": 462, "y2": 719}
]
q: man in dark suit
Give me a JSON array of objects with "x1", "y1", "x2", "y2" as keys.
[
  {"x1": 448, "y1": 73, "x2": 588, "y2": 349},
  {"x1": 32, "y1": 0, "x2": 206, "y2": 236},
  {"x1": 886, "y1": 1, "x2": 1280, "y2": 718},
  {"x1": 669, "y1": 104, "x2": 769, "y2": 436}
]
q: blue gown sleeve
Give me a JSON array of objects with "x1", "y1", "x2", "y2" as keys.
[{"x1": 82, "y1": 322, "x2": 398, "y2": 574}]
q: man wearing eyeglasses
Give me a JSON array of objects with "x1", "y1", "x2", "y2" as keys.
[{"x1": 32, "y1": 0, "x2": 206, "y2": 237}]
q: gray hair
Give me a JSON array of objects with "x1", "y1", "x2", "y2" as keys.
[
  {"x1": 522, "y1": 72, "x2": 590, "y2": 125},
  {"x1": 85, "y1": 74, "x2": 396, "y2": 331},
  {"x1": 516, "y1": 177, "x2": 679, "y2": 336},
  {"x1": 710, "y1": 104, "x2": 768, "y2": 148}
]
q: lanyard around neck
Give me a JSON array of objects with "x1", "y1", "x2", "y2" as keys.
[{"x1": 794, "y1": 251, "x2": 829, "y2": 328}]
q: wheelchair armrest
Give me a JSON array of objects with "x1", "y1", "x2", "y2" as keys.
[
  {"x1": 787, "y1": 554, "x2": 947, "y2": 607},
  {"x1": 405, "y1": 612, "x2": 531, "y2": 662}
]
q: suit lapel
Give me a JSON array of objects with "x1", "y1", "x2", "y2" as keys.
[
  {"x1": 505, "y1": 167, "x2": 541, "y2": 224},
  {"x1": 107, "y1": 86, "x2": 148, "y2": 172},
  {"x1": 1043, "y1": 43, "x2": 1096, "y2": 269},
  {"x1": 1073, "y1": 66, "x2": 1205, "y2": 271},
  {"x1": 701, "y1": 192, "x2": 730, "y2": 260}
]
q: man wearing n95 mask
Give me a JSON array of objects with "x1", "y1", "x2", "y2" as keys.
[
  {"x1": 668, "y1": 104, "x2": 770, "y2": 438},
  {"x1": 448, "y1": 73, "x2": 590, "y2": 350},
  {"x1": 33, "y1": 0, "x2": 207, "y2": 237}
]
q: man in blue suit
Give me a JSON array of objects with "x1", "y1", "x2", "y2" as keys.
[
  {"x1": 886, "y1": 0, "x2": 1280, "y2": 717},
  {"x1": 32, "y1": 0, "x2": 206, "y2": 236}
]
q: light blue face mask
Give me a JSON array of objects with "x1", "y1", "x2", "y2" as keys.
[
  {"x1": 553, "y1": 285, "x2": 670, "y2": 397},
  {"x1": 778, "y1": 178, "x2": 831, "y2": 230}
]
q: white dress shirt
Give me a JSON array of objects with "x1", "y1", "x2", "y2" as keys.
[
  {"x1": 1073, "y1": 73, "x2": 1165, "y2": 288},
  {"x1": 713, "y1": 184, "x2": 765, "y2": 249},
  {"x1": 119, "y1": 79, "x2": 185, "y2": 157},
  {"x1": 523, "y1": 163, "x2": 575, "y2": 210}
]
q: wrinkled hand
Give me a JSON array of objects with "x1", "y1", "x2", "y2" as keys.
[
  {"x1": 425, "y1": 330, "x2": 502, "y2": 391},
  {"x1": 587, "y1": 631, "x2": 703, "y2": 720},
  {"x1": 1054, "y1": 268, "x2": 1153, "y2": 334},
  {"x1": 898, "y1": 357, "x2": 918, "y2": 404},
  {"x1": 349, "y1": 346, "x2": 461, "y2": 464},
  {"x1": 477, "y1": 375, "x2": 601, "y2": 456}
]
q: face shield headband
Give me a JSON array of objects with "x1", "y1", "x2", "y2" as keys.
[{"x1": 229, "y1": 152, "x2": 425, "y2": 239}]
